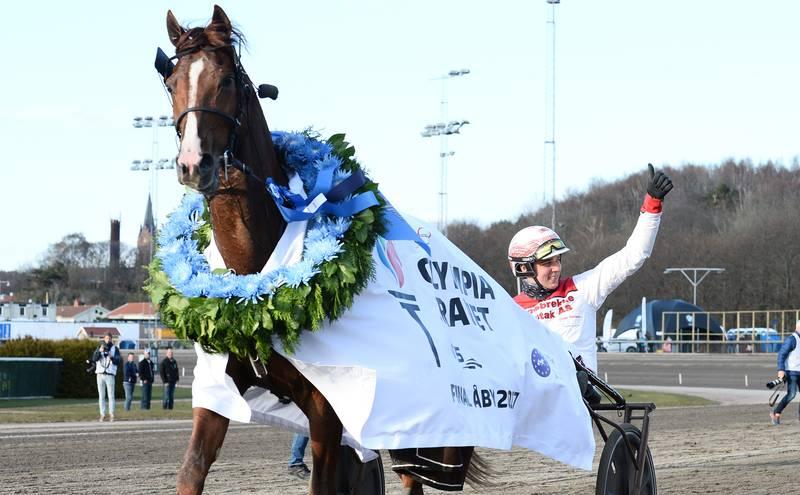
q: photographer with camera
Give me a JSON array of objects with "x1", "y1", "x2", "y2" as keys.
[
  {"x1": 770, "y1": 320, "x2": 800, "y2": 425},
  {"x1": 92, "y1": 331, "x2": 121, "y2": 422}
]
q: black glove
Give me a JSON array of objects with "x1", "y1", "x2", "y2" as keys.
[{"x1": 646, "y1": 163, "x2": 673, "y2": 200}]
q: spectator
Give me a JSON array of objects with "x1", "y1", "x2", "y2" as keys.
[
  {"x1": 663, "y1": 336, "x2": 672, "y2": 353},
  {"x1": 637, "y1": 329, "x2": 648, "y2": 353},
  {"x1": 770, "y1": 320, "x2": 800, "y2": 425},
  {"x1": 123, "y1": 352, "x2": 138, "y2": 411},
  {"x1": 726, "y1": 331, "x2": 736, "y2": 353},
  {"x1": 287, "y1": 433, "x2": 310, "y2": 480},
  {"x1": 160, "y1": 347, "x2": 179, "y2": 410},
  {"x1": 92, "y1": 332, "x2": 120, "y2": 422},
  {"x1": 139, "y1": 349, "x2": 155, "y2": 410}
]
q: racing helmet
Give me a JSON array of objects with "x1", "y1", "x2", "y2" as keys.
[{"x1": 507, "y1": 226, "x2": 570, "y2": 278}]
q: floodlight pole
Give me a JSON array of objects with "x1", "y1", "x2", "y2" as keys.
[
  {"x1": 664, "y1": 267, "x2": 725, "y2": 306},
  {"x1": 131, "y1": 115, "x2": 176, "y2": 232},
  {"x1": 545, "y1": 0, "x2": 560, "y2": 229},
  {"x1": 422, "y1": 69, "x2": 470, "y2": 237}
]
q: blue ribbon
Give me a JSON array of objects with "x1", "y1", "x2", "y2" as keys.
[
  {"x1": 266, "y1": 160, "x2": 430, "y2": 256},
  {"x1": 266, "y1": 162, "x2": 379, "y2": 222},
  {"x1": 380, "y1": 195, "x2": 431, "y2": 256}
]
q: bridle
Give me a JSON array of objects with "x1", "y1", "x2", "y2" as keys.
[{"x1": 155, "y1": 45, "x2": 276, "y2": 184}]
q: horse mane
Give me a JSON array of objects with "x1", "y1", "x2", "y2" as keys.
[{"x1": 174, "y1": 23, "x2": 246, "y2": 57}]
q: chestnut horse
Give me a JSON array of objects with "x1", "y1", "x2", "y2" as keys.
[{"x1": 161, "y1": 6, "x2": 485, "y2": 494}]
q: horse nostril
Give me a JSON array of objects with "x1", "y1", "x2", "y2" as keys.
[{"x1": 180, "y1": 164, "x2": 190, "y2": 175}]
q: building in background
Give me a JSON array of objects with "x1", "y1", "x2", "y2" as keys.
[
  {"x1": 56, "y1": 303, "x2": 110, "y2": 323},
  {"x1": 76, "y1": 326, "x2": 120, "y2": 340},
  {"x1": 105, "y1": 302, "x2": 159, "y2": 342},
  {"x1": 136, "y1": 196, "x2": 155, "y2": 268},
  {"x1": 109, "y1": 219, "x2": 121, "y2": 273},
  {"x1": 0, "y1": 302, "x2": 57, "y2": 322}
]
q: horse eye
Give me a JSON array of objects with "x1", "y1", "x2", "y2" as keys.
[{"x1": 221, "y1": 75, "x2": 235, "y2": 88}]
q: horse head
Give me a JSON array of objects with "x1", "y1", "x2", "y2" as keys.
[
  {"x1": 162, "y1": 5, "x2": 287, "y2": 275},
  {"x1": 165, "y1": 5, "x2": 249, "y2": 196}
]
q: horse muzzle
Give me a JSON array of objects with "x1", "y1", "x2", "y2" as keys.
[{"x1": 177, "y1": 153, "x2": 218, "y2": 194}]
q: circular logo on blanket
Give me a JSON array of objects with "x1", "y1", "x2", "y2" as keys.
[{"x1": 530, "y1": 348, "x2": 551, "y2": 377}]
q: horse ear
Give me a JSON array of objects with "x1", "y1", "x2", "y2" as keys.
[
  {"x1": 210, "y1": 5, "x2": 232, "y2": 35},
  {"x1": 166, "y1": 10, "x2": 184, "y2": 47}
]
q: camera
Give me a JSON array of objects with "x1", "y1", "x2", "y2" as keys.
[{"x1": 766, "y1": 377, "x2": 786, "y2": 389}]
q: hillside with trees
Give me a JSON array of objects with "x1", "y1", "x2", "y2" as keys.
[
  {"x1": 447, "y1": 160, "x2": 800, "y2": 329},
  {"x1": 0, "y1": 233, "x2": 146, "y2": 309}
]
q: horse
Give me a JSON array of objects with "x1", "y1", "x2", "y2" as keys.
[{"x1": 160, "y1": 6, "x2": 486, "y2": 494}]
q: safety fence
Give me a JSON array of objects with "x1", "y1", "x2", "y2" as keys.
[{"x1": 653, "y1": 309, "x2": 800, "y2": 353}]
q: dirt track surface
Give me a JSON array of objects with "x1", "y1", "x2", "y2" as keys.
[{"x1": 1, "y1": 402, "x2": 794, "y2": 494}]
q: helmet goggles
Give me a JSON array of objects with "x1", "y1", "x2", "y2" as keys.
[{"x1": 508, "y1": 239, "x2": 568, "y2": 278}]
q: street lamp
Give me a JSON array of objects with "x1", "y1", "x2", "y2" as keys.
[
  {"x1": 422, "y1": 69, "x2": 470, "y2": 237},
  {"x1": 664, "y1": 267, "x2": 725, "y2": 306}
]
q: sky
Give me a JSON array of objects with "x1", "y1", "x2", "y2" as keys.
[{"x1": 1, "y1": 1, "x2": 799, "y2": 271}]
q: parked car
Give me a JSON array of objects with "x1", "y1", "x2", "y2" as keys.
[
  {"x1": 118, "y1": 339, "x2": 138, "y2": 350},
  {"x1": 598, "y1": 328, "x2": 644, "y2": 353}
]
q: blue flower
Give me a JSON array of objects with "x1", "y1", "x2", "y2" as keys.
[
  {"x1": 304, "y1": 237, "x2": 342, "y2": 264},
  {"x1": 231, "y1": 274, "x2": 263, "y2": 302},
  {"x1": 284, "y1": 259, "x2": 319, "y2": 288},
  {"x1": 183, "y1": 272, "x2": 213, "y2": 297},
  {"x1": 170, "y1": 259, "x2": 193, "y2": 286}
]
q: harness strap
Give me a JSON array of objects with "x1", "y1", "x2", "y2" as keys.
[
  {"x1": 248, "y1": 354, "x2": 268, "y2": 379},
  {"x1": 248, "y1": 355, "x2": 292, "y2": 404},
  {"x1": 174, "y1": 107, "x2": 238, "y2": 135}
]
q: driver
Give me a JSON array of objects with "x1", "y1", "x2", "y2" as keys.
[{"x1": 508, "y1": 164, "x2": 673, "y2": 372}]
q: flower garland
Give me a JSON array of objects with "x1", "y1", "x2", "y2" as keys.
[{"x1": 146, "y1": 132, "x2": 385, "y2": 361}]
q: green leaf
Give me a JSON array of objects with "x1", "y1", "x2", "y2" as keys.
[
  {"x1": 355, "y1": 227, "x2": 368, "y2": 243},
  {"x1": 358, "y1": 208, "x2": 374, "y2": 224},
  {"x1": 339, "y1": 264, "x2": 356, "y2": 284},
  {"x1": 167, "y1": 295, "x2": 190, "y2": 312},
  {"x1": 323, "y1": 262, "x2": 338, "y2": 278},
  {"x1": 261, "y1": 306, "x2": 274, "y2": 330}
]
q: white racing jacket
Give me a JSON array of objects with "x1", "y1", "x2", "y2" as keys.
[{"x1": 514, "y1": 196, "x2": 663, "y2": 371}]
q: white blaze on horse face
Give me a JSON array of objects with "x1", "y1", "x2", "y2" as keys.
[{"x1": 178, "y1": 58, "x2": 206, "y2": 175}]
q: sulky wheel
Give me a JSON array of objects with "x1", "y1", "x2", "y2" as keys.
[
  {"x1": 335, "y1": 446, "x2": 386, "y2": 495},
  {"x1": 596, "y1": 423, "x2": 656, "y2": 495}
]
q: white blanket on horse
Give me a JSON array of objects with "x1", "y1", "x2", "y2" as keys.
[{"x1": 192, "y1": 215, "x2": 595, "y2": 470}]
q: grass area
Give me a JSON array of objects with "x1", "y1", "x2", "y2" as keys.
[
  {"x1": 0, "y1": 387, "x2": 715, "y2": 423},
  {"x1": 615, "y1": 388, "x2": 716, "y2": 407},
  {"x1": 0, "y1": 386, "x2": 194, "y2": 423}
]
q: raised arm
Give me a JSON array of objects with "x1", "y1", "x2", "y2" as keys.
[{"x1": 575, "y1": 164, "x2": 673, "y2": 308}]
